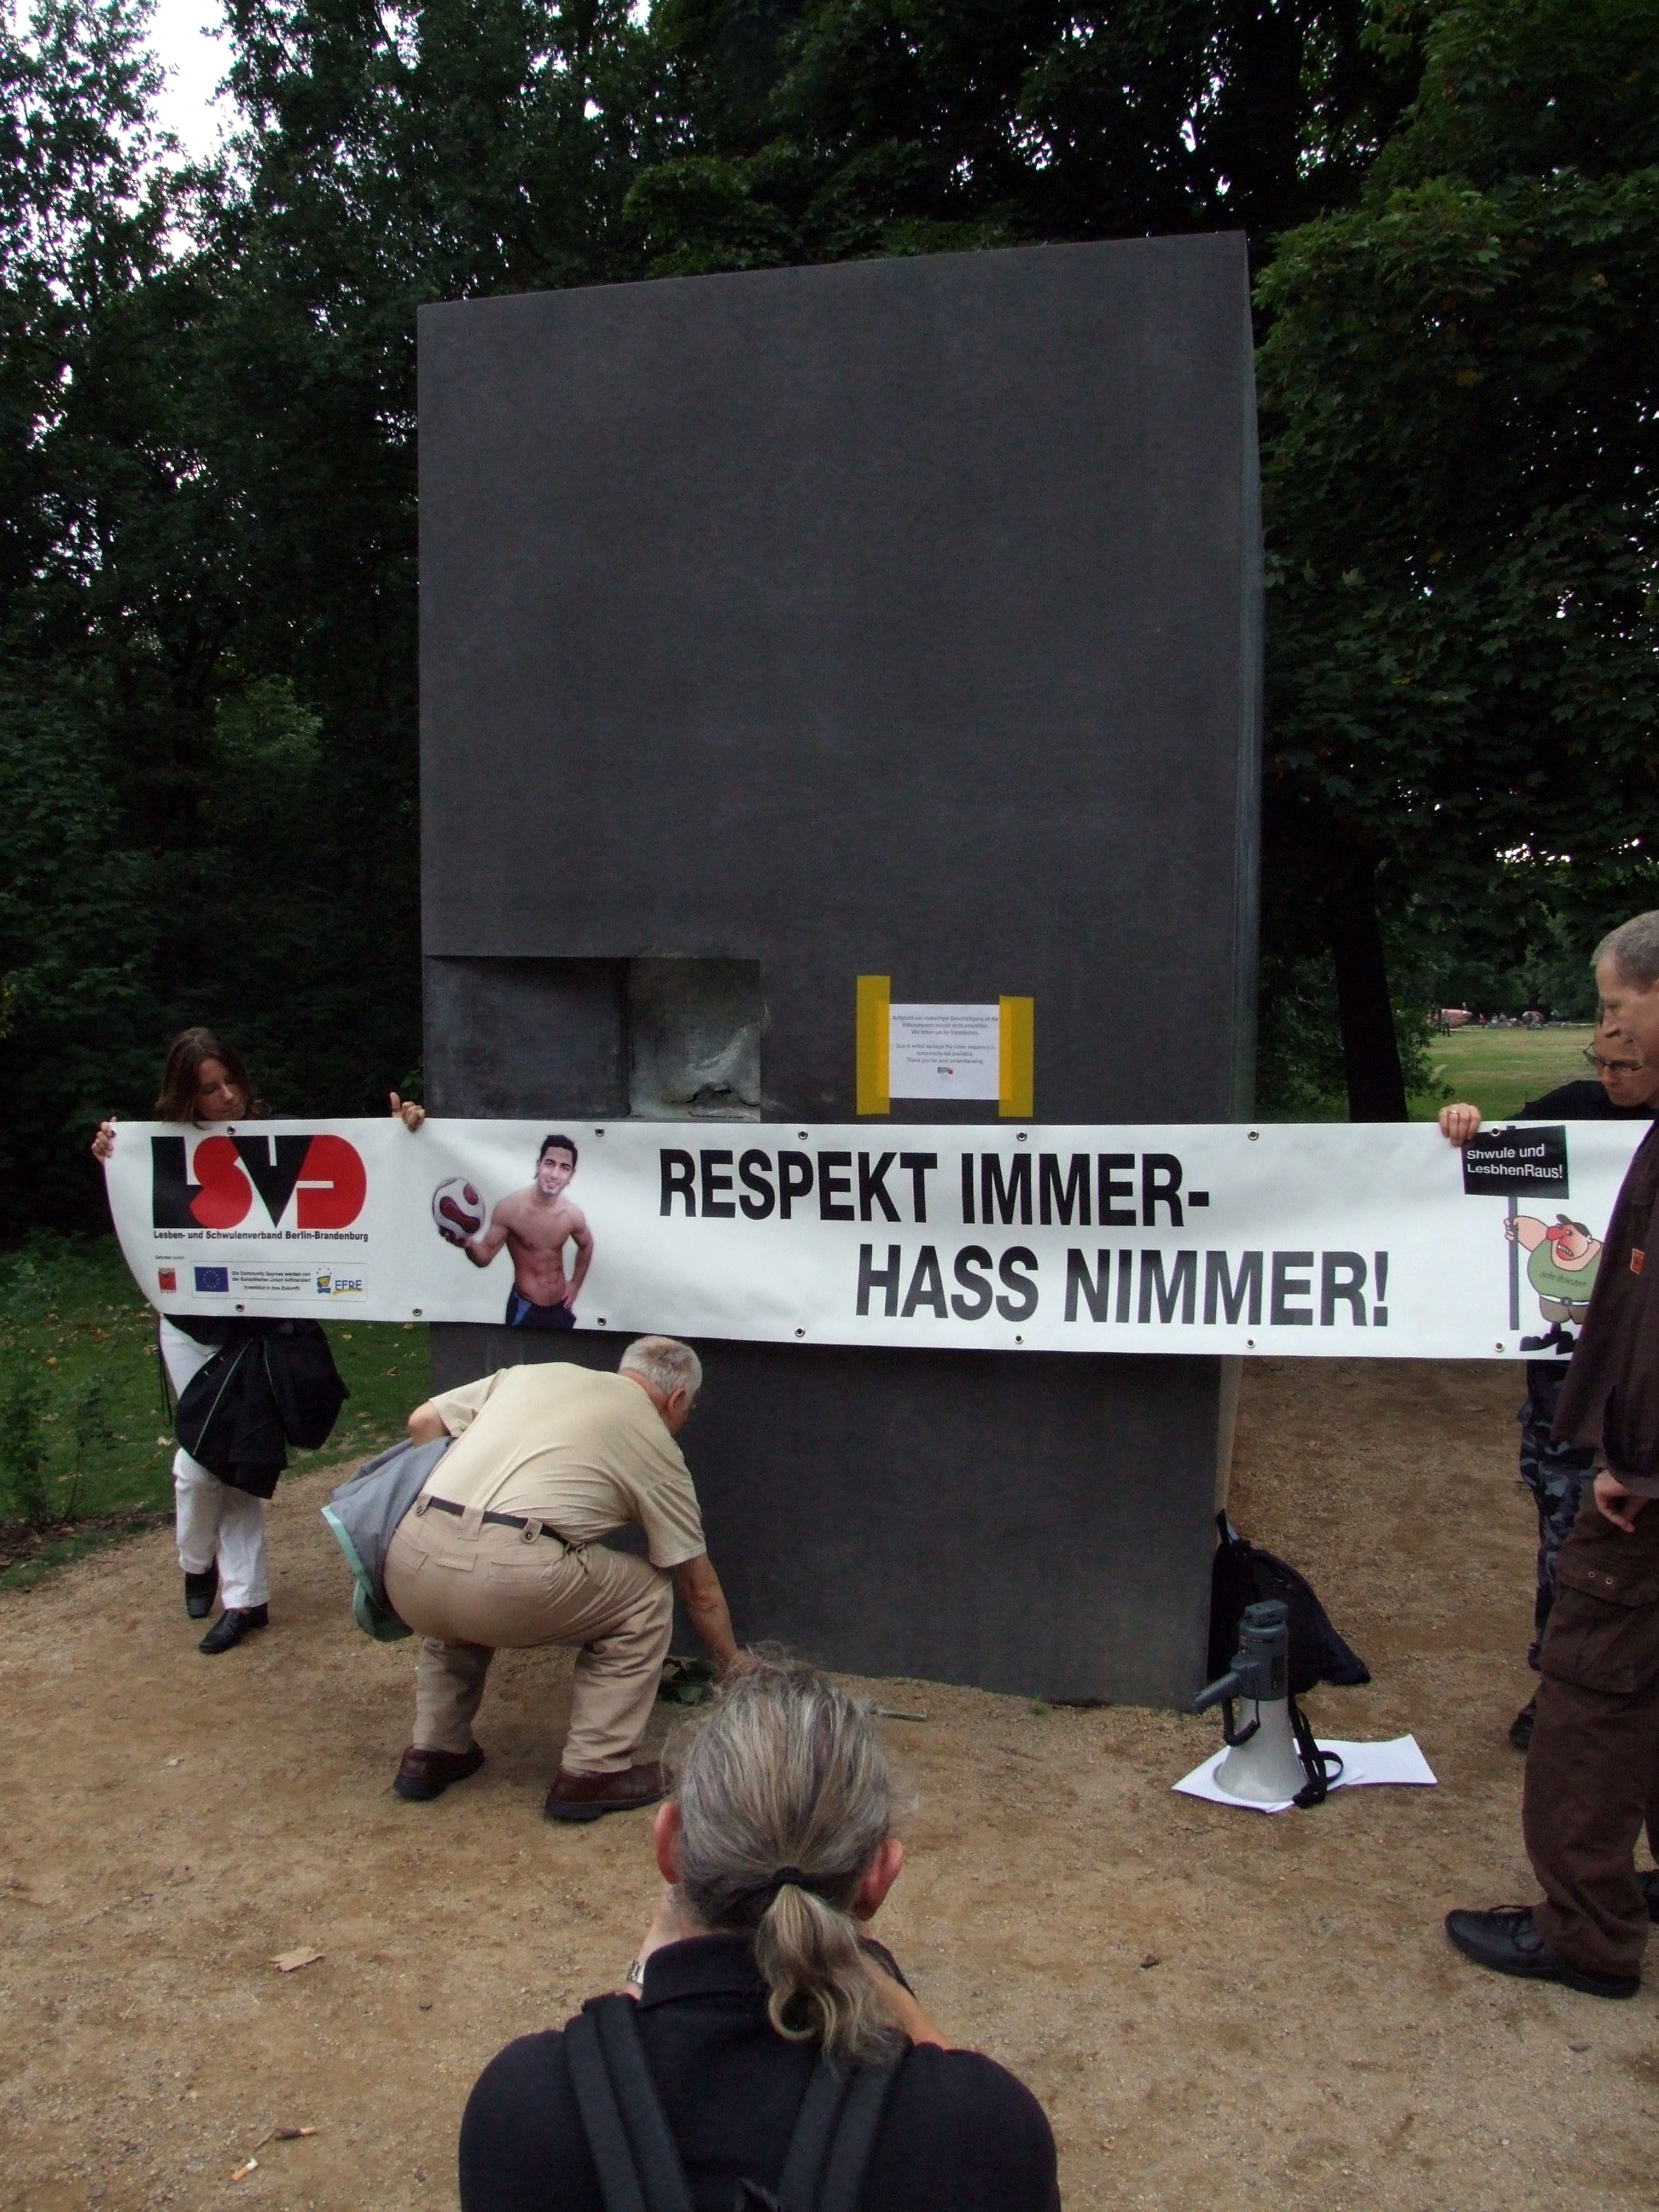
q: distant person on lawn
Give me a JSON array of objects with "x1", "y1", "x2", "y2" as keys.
[
  {"x1": 1447, "y1": 913, "x2": 1659, "y2": 2000},
  {"x1": 1439, "y1": 1018, "x2": 1659, "y2": 1747}
]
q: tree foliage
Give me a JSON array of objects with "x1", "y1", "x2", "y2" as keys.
[
  {"x1": 0, "y1": 0, "x2": 1652, "y2": 1216},
  {"x1": 631, "y1": 0, "x2": 1421, "y2": 271},
  {"x1": 0, "y1": 0, "x2": 652, "y2": 1229},
  {"x1": 1257, "y1": 0, "x2": 1659, "y2": 1109}
]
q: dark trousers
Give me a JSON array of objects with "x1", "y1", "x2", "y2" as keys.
[
  {"x1": 1525, "y1": 1487, "x2": 1659, "y2": 1978},
  {"x1": 504, "y1": 1288, "x2": 576, "y2": 1330},
  {"x1": 1519, "y1": 1363, "x2": 1597, "y2": 1668}
]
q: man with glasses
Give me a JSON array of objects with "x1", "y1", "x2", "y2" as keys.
[
  {"x1": 1440, "y1": 1021, "x2": 1659, "y2": 1747},
  {"x1": 1446, "y1": 914, "x2": 1659, "y2": 2000}
]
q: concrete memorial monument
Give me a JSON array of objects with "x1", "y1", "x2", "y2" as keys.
[{"x1": 418, "y1": 235, "x2": 1260, "y2": 1705}]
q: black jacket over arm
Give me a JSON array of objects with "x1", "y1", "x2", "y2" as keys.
[
  {"x1": 458, "y1": 1935, "x2": 1061, "y2": 2212},
  {"x1": 173, "y1": 1318, "x2": 347, "y2": 1498}
]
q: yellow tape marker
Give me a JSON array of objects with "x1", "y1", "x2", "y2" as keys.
[
  {"x1": 998, "y1": 996, "x2": 1034, "y2": 1119},
  {"x1": 856, "y1": 975, "x2": 891, "y2": 1115}
]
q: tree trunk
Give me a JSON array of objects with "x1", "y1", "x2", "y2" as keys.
[{"x1": 1324, "y1": 851, "x2": 1407, "y2": 1121}]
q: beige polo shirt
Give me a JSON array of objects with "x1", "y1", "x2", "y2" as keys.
[{"x1": 422, "y1": 1364, "x2": 707, "y2": 1570}]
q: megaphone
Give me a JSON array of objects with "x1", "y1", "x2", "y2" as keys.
[{"x1": 1192, "y1": 1598, "x2": 1309, "y2": 1803}]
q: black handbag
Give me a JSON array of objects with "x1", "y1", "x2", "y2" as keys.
[{"x1": 1208, "y1": 1512, "x2": 1371, "y2": 1697}]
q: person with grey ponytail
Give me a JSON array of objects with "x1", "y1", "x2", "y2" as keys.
[{"x1": 459, "y1": 1656, "x2": 1059, "y2": 2211}]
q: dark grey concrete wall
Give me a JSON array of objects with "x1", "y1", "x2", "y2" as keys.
[{"x1": 418, "y1": 236, "x2": 1260, "y2": 1707}]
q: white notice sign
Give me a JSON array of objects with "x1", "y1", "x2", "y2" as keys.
[{"x1": 888, "y1": 1004, "x2": 1000, "y2": 1099}]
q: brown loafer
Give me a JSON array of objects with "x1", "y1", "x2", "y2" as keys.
[
  {"x1": 544, "y1": 1761, "x2": 663, "y2": 1824},
  {"x1": 393, "y1": 1743, "x2": 485, "y2": 1802}
]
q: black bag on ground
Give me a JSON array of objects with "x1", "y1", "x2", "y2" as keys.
[{"x1": 1208, "y1": 1512, "x2": 1370, "y2": 1696}]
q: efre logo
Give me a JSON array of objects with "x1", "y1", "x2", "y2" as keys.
[
  {"x1": 152, "y1": 1134, "x2": 367, "y2": 1231},
  {"x1": 194, "y1": 1266, "x2": 230, "y2": 1293}
]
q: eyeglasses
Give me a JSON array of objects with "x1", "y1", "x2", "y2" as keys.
[{"x1": 1584, "y1": 1048, "x2": 1644, "y2": 1075}]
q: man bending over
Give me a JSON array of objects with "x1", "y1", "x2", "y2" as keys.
[{"x1": 385, "y1": 1336, "x2": 737, "y2": 1821}]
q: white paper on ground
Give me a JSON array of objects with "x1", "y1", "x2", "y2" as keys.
[{"x1": 1172, "y1": 1734, "x2": 1438, "y2": 1815}]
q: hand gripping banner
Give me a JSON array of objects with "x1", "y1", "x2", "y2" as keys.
[{"x1": 101, "y1": 1116, "x2": 1645, "y2": 1361}]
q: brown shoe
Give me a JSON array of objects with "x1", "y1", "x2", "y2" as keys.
[
  {"x1": 544, "y1": 1761, "x2": 664, "y2": 1824},
  {"x1": 393, "y1": 1743, "x2": 485, "y2": 1802}
]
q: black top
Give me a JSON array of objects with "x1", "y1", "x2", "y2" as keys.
[
  {"x1": 457, "y1": 1935, "x2": 1061, "y2": 2212},
  {"x1": 1518, "y1": 1080, "x2": 1657, "y2": 1122}
]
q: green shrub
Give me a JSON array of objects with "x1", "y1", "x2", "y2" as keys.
[{"x1": 0, "y1": 1371, "x2": 52, "y2": 1528}]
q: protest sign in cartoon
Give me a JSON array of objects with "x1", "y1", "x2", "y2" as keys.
[{"x1": 1459, "y1": 1124, "x2": 1575, "y2": 1336}]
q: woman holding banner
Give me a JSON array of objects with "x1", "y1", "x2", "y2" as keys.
[{"x1": 91, "y1": 1027, "x2": 424, "y2": 1653}]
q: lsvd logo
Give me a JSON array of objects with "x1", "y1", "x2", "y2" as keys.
[{"x1": 151, "y1": 1134, "x2": 367, "y2": 1231}]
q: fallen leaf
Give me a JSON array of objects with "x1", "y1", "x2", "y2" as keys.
[
  {"x1": 255, "y1": 2126, "x2": 318, "y2": 2147},
  {"x1": 1138, "y1": 1953, "x2": 1161, "y2": 1970},
  {"x1": 271, "y1": 1946, "x2": 324, "y2": 1973}
]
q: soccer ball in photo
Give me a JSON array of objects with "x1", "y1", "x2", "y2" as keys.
[{"x1": 432, "y1": 1176, "x2": 486, "y2": 1245}]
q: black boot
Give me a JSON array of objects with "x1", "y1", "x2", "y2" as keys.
[
  {"x1": 199, "y1": 1604, "x2": 269, "y2": 1655},
  {"x1": 184, "y1": 1567, "x2": 218, "y2": 1621}
]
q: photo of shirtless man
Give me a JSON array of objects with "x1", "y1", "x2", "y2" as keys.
[{"x1": 439, "y1": 1134, "x2": 595, "y2": 1330}]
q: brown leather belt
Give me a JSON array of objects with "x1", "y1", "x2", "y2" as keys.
[{"x1": 417, "y1": 1495, "x2": 578, "y2": 1545}]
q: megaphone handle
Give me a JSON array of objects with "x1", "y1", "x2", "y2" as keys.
[{"x1": 1220, "y1": 1697, "x2": 1260, "y2": 1748}]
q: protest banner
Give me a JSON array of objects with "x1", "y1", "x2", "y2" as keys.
[{"x1": 102, "y1": 1116, "x2": 1642, "y2": 1360}]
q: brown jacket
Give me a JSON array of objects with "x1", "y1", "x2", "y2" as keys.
[{"x1": 1553, "y1": 1120, "x2": 1659, "y2": 1493}]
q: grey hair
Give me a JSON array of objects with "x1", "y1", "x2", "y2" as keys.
[
  {"x1": 618, "y1": 1336, "x2": 702, "y2": 1403},
  {"x1": 671, "y1": 1656, "x2": 900, "y2": 2064},
  {"x1": 1595, "y1": 912, "x2": 1659, "y2": 990}
]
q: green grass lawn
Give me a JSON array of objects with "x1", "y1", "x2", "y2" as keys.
[
  {"x1": 1410, "y1": 1024, "x2": 1597, "y2": 1124},
  {"x1": 0, "y1": 1236, "x2": 428, "y2": 1590}
]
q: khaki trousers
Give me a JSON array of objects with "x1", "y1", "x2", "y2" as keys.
[
  {"x1": 383, "y1": 1506, "x2": 673, "y2": 1775},
  {"x1": 1525, "y1": 1488, "x2": 1659, "y2": 1979}
]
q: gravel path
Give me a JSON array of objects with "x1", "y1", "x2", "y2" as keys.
[{"x1": 1, "y1": 1357, "x2": 1654, "y2": 2209}]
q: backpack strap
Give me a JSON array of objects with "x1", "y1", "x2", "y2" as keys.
[
  {"x1": 773, "y1": 2064, "x2": 851, "y2": 2210},
  {"x1": 813, "y1": 2057, "x2": 903, "y2": 2212},
  {"x1": 564, "y1": 1998, "x2": 695, "y2": 2212},
  {"x1": 567, "y1": 1994, "x2": 903, "y2": 2212},
  {"x1": 774, "y1": 2048, "x2": 904, "y2": 2212}
]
